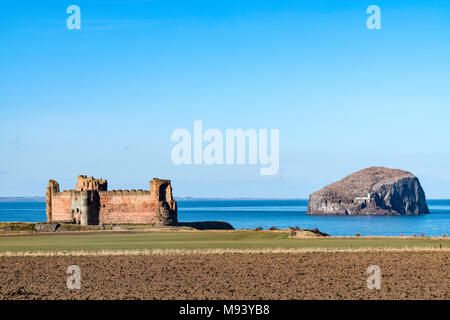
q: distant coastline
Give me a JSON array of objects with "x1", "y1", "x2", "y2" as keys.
[
  {"x1": 0, "y1": 197, "x2": 46, "y2": 202},
  {"x1": 175, "y1": 197, "x2": 308, "y2": 201},
  {"x1": 0, "y1": 196, "x2": 308, "y2": 202},
  {"x1": 0, "y1": 196, "x2": 447, "y2": 202}
]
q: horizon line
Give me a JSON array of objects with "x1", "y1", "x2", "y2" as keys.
[{"x1": 0, "y1": 196, "x2": 449, "y2": 202}]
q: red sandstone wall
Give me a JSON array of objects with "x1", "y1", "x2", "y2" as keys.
[
  {"x1": 98, "y1": 192, "x2": 160, "y2": 224},
  {"x1": 49, "y1": 190, "x2": 166, "y2": 225},
  {"x1": 51, "y1": 192, "x2": 73, "y2": 222}
]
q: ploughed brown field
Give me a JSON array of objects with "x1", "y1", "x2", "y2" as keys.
[{"x1": 0, "y1": 252, "x2": 448, "y2": 300}]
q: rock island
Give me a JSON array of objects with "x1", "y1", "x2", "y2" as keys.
[{"x1": 307, "y1": 167, "x2": 429, "y2": 215}]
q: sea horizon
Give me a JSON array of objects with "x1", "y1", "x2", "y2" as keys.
[{"x1": 1, "y1": 196, "x2": 450, "y2": 201}]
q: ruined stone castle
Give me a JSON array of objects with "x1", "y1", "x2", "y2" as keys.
[{"x1": 45, "y1": 175, "x2": 177, "y2": 225}]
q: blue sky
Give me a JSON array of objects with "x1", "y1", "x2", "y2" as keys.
[{"x1": 0, "y1": 0, "x2": 449, "y2": 198}]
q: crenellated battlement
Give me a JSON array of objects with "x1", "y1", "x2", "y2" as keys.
[
  {"x1": 98, "y1": 190, "x2": 151, "y2": 196},
  {"x1": 54, "y1": 190, "x2": 73, "y2": 196}
]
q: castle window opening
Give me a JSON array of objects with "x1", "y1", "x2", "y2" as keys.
[{"x1": 159, "y1": 184, "x2": 168, "y2": 201}]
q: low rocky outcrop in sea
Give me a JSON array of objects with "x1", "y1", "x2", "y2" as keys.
[{"x1": 307, "y1": 166, "x2": 429, "y2": 215}]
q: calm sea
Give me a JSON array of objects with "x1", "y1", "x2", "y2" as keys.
[{"x1": 0, "y1": 200, "x2": 449, "y2": 236}]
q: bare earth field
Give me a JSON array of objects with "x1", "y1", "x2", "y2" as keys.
[{"x1": 0, "y1": 252, "x2": 448, "y2": 300}]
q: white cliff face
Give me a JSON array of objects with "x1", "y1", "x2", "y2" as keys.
[{"x1": 307, "y1": 167, "x2": 429, "y2": 215}]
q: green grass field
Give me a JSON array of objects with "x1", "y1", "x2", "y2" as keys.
[{"x1": 0, "y1": 231, "x2": 448, "y2": 253}]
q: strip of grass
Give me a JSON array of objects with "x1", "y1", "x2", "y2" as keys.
[
  {"x1": 0, "y1": 222, "x2": 102, "y2": 233},
  {"x1": 0, "y1": 222, "x2": 36, "y2": 232},
  {"x1": 0, "y1": 231, "x2": 448, "y2": 253}
]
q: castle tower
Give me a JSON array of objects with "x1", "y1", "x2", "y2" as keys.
[
  {"x1": 76, "y1": 175, "x2": 107, "y2": 191},
  {"x1": 150, "y1": 178, "x2": 177, "y2": 224},
  {"x1": 70, "y1": 190, "x2": 100, "y2": 225},
  {"x1": 45, "y1": 180, "x2": 60, "y2": 222},
  {"x1": 150, "y1": 178, "x2": 173, "y2": 202}
]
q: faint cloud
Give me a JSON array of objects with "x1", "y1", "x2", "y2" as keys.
[
  {"x1": 10, "y1": 138, "x2": 20, "y2": 150},
  {"x1": 0, "y1": 171, "x2": 7, "y2": 175},
  {"x1": 123, "y1": 145, "x2": 139, "y2": 151}
]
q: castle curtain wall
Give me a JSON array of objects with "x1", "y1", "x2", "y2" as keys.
[
  {"x1": 50, "y1": 192, "x2": 73, "y2": 222},
  {"x1": 49, "y1": 191, "x2": 162, "y2": 225},
  {"x1": 98, "y1": 191, "x2": 160, "y2": 224}
]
